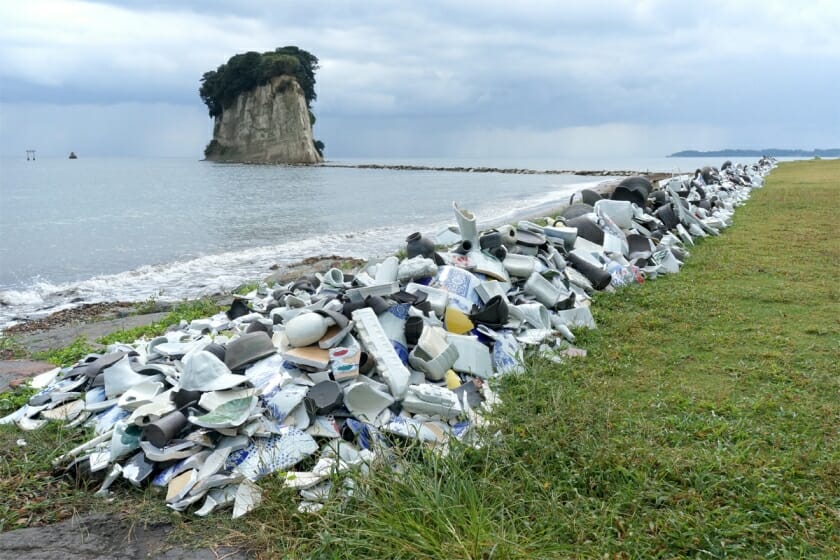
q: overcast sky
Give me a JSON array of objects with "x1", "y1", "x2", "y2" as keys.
[{"x1": 1, "y1": 0, "x2": 838, "y2": 158}]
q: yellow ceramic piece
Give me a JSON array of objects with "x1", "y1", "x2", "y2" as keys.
[
  {"x1": 445, "y1": 369, "x2": 461, "y2": 389},
  {"x1": 445, "y1": 307, "x2": 474, "y2": 334}
]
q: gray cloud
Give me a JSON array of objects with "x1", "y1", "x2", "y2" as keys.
[{"x1": 1, "y1": 0, "x2": 838, "y2": 157}]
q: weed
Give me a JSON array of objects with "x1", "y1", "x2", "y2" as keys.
[
  {"x1": 34, "y1": 337, "x2": 96, "y2": 367},
  {"x1": 233, "y1": 282, "x2": 260, "y2": 296},
  {"x1": 96, "y1": 298, "x2": 222, "y2": 346},
  {"x1": 0, "y1": 336, "x2": 27, "y2": 360},
  {"x1": 0, "y1": 384, "x2": 37, "y2": 416}
]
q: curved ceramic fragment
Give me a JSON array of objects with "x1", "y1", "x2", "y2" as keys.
[
  {"x1": 382, "y1": 415, "x2": 449, "y2": 443},
  {"x1": 166, "y1": 469, "x2": 198, "y2": 503},
  {"x1": 102, "y1": 356, "x2": 153, "y2": 398},
  {"x1": 285, "y1": 312, "x2": 329, "y2": 347},
  {"x1": 140, "y1": 439, "x2": 200, "y2": 462},
  {"x1": 117, "y1": 379, "x2": 165, "y2": 410},
  {"x1": 447, "y1": 334, "x2": 494, "y2": 379},
  {"x1": 189, "y1": 396, "x2": 258, "y2": 429},
  {"x1": 195, "y1": 485, "x2": 238, "y2": 517},
  {"x1": 128, "y1": 398, "x2": 176, "y2": 426},
  {"x1": 110, "y1": 421, "x2": 142, "y2": 462},
  {"x1": 262, "y1": 383, "x2": 309, "y2": 423},
  {"x1": 453, "y1": 202, "x2": 479, "y2": 249},
  {"x1": 344, "y1": 381, "x2": 395, "y2": 423},
  {"x1": 408, "y1": 326, "x2": 459, "y2": 381},
  {"x1": 122, "y1": 451, "x2": 154, "y2": 486},
  {"x1": 179, "y1": 351, "x2": 245, "y2": 392},
  {"x1": 198, "y1": 387, "x2": 260, "y2": 412}
]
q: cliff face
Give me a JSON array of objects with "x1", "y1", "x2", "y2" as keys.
[{"x1": 204, "y1": 75, "x2": 322, "y2": 164}]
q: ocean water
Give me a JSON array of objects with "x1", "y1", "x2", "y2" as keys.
[{"x1": 0, "y1": 155, "x2": 772, "y2": 329}]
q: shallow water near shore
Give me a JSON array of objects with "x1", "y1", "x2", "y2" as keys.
[{"x1": 0, "y1": 155, "x2": 772, "y2": 328}]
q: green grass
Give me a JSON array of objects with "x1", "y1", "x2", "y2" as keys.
[
  {"x1": 1, "y1": 160, "x2": 838, "y2": 558},
  {"x1": 0, "y1": 335, "x2": 28, "y2": 360},
  {"x1": 34, "y1": 337, "x2": 98, "y2": 367},
  {"x1": 95, "y1": 298, "x2": 223, "y2": 347},
  {"x1": 0, "y1": 385, "x2": 38, "y2": 417},
  {"x1": 0, "y1": 423, "x2": 99, "y2": 531}
]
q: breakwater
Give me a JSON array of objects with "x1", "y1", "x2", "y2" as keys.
[{"x1": 320, "y1": 162, "x2": 667, "y2": 177}]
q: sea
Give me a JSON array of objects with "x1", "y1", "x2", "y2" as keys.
[{"x1": 0, "y1": 155, "x2": 779, "y2": 330}]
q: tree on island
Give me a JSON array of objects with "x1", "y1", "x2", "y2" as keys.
[
  {"x1": 199, "y1": 46, "x2": 319, "y2": 117},
  {"x1": 199, "y1": 46, "x2": 325, "y2": 155}
]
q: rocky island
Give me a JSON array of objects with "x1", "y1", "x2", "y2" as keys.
[{"x1": 200, "y1": 47, "x2": 324, "y2": 164}]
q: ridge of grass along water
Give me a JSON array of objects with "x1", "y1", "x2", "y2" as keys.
[
  {"x1": 224, "y1": 159, "x2": 837, "y2": 558},
  {"x1": 1, "y1": 160, "x2": 837, "y2": 558}
]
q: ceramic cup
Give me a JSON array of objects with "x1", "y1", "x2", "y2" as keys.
[
  {"x1": 322, "y1": 268, "x2": 346, "y2": 288},
  {"x1": 503, "y1": 253, "x2": 536, "y2": 278}
]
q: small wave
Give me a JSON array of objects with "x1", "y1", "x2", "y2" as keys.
[{"x1": 0, "y1": 289, "x2": 44, "y2": 307}]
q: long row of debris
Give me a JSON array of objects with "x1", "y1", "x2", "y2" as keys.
[{"x1": 1, "y1": 158, "x2": 776, "y2": 518}]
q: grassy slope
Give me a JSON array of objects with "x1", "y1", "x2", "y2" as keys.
[
  {"x1": 2, "y1": 160, "x2": 838, "y2": 557},
  {"x1": 298, "y1": 159, "x2": 839, "y2": 558}
]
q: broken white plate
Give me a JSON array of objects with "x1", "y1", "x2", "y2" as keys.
[
  {"x1": 227, "y1": 428, "x2": 318, "y2": 480},
  {"x1": 306, "y1": 415, "x2": 341, "y2": 438},
  {"x1": 117, "y1": 379, "x2": 165, "y2": 410},
  {"x1": 233, "y1": 479, "x2": 262, "y2": 519},
  {"x1": 262, "y1": 383, "x2": 308, "y2": 423},
  {"x1": 140, "y1": 439, "x2": 200, "y2": 462},
  {"x1": 179, "y1": 351, "x2": 246, "y2": 392},
  {"x1": 121, "y1": 451, "x2": 154, "y2": 487},
  {"x1": 447, "y1": 334, "x2": 494, "y2": 379},
  {"x1": 280, "y1": 401, "x2": 312, "y2": 430},
  {"x1": 198, "y1": 387, "x2": 260, "y2": 412},
  {"x1": 382, "y1": 415, "x2": 448, "y2": 443},
  {"x1": 109, "y1": 421, "x2": 142, "y2": 462},
  {"x1": 30, "y1": 367, "x2": 60, "y2": 389},
  {"x1": 128, "y1": 398, "x2": 176, "y2": 427},
  {"x1": 195, "y1": 485, "x2": 238, "y2": 517},
  {"x1": 41, "y1": 399, "x2": 86, "y2": 421},
  {"x1": 344, "y1": 381, "x2": 395, "y2": 423}
]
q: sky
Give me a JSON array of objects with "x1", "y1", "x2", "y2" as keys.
[{"x1": 1, "y1": 0, "x2": 838, "y2": 159}]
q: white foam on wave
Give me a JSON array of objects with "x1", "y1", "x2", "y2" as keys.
[
  {"x1": 0, "y1": 178, "x2": 601, "y2": 331},
  {"x1": 0, "y1": 289, "x2": 45, "y2": 307}
]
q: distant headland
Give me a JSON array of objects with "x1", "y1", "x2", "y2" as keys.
[{"x1": 669, "y1": 148, "x2": 840, "y2": 158}]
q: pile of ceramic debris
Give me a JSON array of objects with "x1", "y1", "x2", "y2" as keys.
[{"x1": 1, "y1": 158, "x2": 775, "y2": 517}]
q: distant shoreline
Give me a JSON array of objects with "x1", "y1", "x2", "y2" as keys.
[{"x1": 669, "y1": 148, "x2": 840, "y2": 158}]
